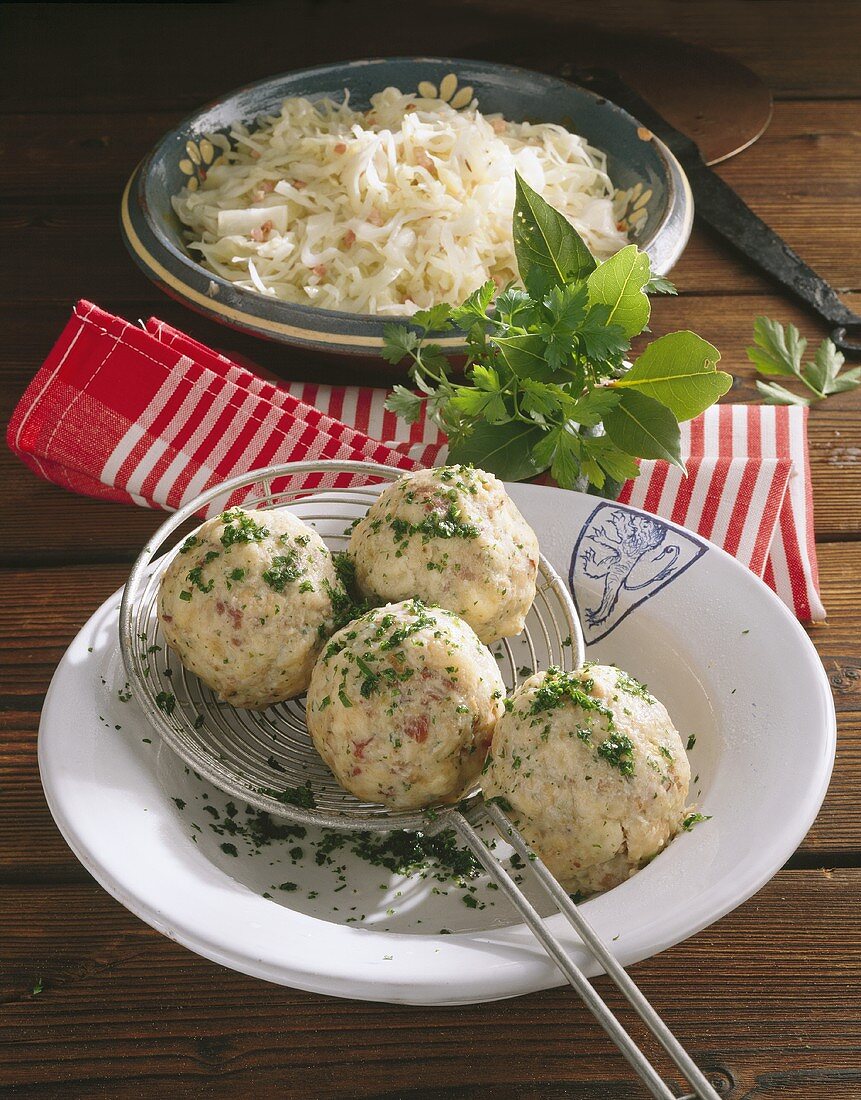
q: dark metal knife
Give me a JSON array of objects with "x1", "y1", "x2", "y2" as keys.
[{"x1": 566, "y1": 66, "x2": 861, "y2": 356}]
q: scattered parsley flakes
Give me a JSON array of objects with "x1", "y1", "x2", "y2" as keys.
[
  {"x1": 686, "y1": 734, "x2": 697, "y2": 751},
  {"x1": 681, "y1": 812, "x2": 712, "y2": 831},
  {"x1": 155, "y1": 691, "x2": 176, "y2": 716},
  {"x1": 261, "y1": 785, "x2": 317, "y2": 810}
]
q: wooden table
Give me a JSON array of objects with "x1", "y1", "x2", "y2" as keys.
[{"x1": 2, "y1": 4, "x2": 859, "y2": 1096}]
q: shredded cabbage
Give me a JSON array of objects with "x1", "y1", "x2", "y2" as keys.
[{"x1": 172, "y1": 87, "x2": 630, "y2": 316}]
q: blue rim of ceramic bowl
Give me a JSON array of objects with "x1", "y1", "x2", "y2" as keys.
[{"x1": 121, "y1": 57, "x2": 694, "y2": 356}]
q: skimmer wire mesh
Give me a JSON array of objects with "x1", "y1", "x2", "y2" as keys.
[{"x1": 119, "y1": 461, "x2": 585, "y2": 832}]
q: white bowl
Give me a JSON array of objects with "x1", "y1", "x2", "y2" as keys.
[{"x1": 39, "y1": 481, "x2": 834, "y2": 1004}]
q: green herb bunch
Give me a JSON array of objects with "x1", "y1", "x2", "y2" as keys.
[
  {"x1": 383, "y1": 173, "x2": 732, "y2": 496},
  {"x1": 747, "y1": 316, "x2": 861, "y2": 406}
]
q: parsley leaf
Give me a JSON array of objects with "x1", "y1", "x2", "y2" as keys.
[
  {"x1": 747, "y1": 317, "x2": 860, "y2": 403},
  {"x1": 380, "y1": 171, "x2": 726, "y2": 496},
  {"x1": 385, "y1": 385, "x2": 423, "y2": 423},
  {"x1": 644, "y1": 273, "x2": 678, "y2": 295}
]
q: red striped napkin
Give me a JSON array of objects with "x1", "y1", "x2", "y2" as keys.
[{"x1": 7, "y1": 300, "x2": 824, "y2": 621}]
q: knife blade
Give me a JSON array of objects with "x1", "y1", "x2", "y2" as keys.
[{"x1": 565, "y1": 66, "x2": 861, "y2": 356}]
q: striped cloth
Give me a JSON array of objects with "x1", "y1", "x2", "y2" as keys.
[{"x1": 7, "y1": 300, "x2": 824, "y2": 621}]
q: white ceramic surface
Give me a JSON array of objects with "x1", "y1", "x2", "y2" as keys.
[{"x1": 39, "y1": 482, "x2": 835, "y2": 1005}]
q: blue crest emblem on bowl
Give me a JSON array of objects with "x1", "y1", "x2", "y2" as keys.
[{"x1": 570, "y1": 503, "x2": 706, "y2": 644}]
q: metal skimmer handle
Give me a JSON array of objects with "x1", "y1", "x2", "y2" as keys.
[{"x1": 448, "y1": 804, "x2": 720, "y2": 1100}]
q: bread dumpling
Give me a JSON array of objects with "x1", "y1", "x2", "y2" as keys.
[
  {"x1": 348, "y1": 465, "x2": 539, "y2": 644},
  {"x1": 484, "y1": 664, "x2": 691, "y2": 896},
  {"x1": 158, "y1": 507, "x2": 344, "y2": 709},
  {"x1": 306, "y1": 599, "x2": 505, "y2": 810}
]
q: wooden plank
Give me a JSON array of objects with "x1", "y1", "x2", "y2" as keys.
[
  {"x1": 0, "y1": 544, "x2": 856, "y2": 882},
  {"x1": 0, "y1": 870, "x2": 858, "y2": 1096},
  {"x1": 2, "y1": 2, "x2": 861, "y2": 114},
  {"x1": 3, "y1": 98, "x2": 858, "y2": 204}
]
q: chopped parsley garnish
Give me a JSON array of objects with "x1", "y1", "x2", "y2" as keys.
[
  {"x1": 229, "y1": 567, "x2": 245, "y2": 582},
  {"x1": 186, "y1": 564, "x2": 215, "y2": 594},
  {"x1": 616, "y1": 671, "x2": 655, "y2": 704},
  {"x1": 681, "y1": 812, "x2": 712, "y2": 831},
  {"x1": 529, "y1": 667, "x2": 615, "y2": 728},
  {"x1": 220, "y1": 509, "x2": 269, "y2": 547},
  {"x1": 355, "y1": 656, "x2": 381, "y2": 697},
  {"x1": 262, "y1": 549, "x2": 303, "y2": 592},
  {"x1": 597, "y1": 732, "x2": 635, "y2": 776},
  {"x1": 278, "y1": 882, "x2": 299, "y2": 892},
  {"x1": 325, "y1": 556, "x2": 371, "y2": 631},
  {"x1": 390, "y1": 501, "x2": 480, "y2": 545},
  {"x1": 686, "y1": 734, "x2": 697, "y2": 751},
  {"x1": 220, "y1": 843, "x2": 238, "y2": 857},
  {"x1": 179, "y1": 534, "x2": 200, "y2": 554},
  {"x1": 379, "y1": 601, "x2": 435, "y2": 650}
]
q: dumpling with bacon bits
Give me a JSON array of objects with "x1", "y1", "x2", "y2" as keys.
[
  {"x1": 158, "y1": 507, "x2": 345, "y2": 710},
  {"x1": 306, "y1": 599, "x2": 506, "y2": 810},
  {"x1": 348, "y1": 465, "x2": 539, "y2": 644},
  {"x1": 484, "y1": 664, "x2": 691, "y2": 896}
]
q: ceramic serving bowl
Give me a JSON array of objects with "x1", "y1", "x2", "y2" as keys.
[
  {"x1": 121, "y1": 57, "x2": 693, "y2": 357},
  {"x1": 39, "y1": 478, "x2": 834, "y2": 1004}
]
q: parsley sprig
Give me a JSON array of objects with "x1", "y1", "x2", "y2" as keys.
[
  {"x1": 746, "y1": 316, "x2": 861, "y2": 405},
  {"x1": 383, "y1": 173, "x2": 731, "y2": 495}
]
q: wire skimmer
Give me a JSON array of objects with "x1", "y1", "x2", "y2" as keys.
[{"x1": 120, "y1": 459, "x2": 719, "y2": 1100}]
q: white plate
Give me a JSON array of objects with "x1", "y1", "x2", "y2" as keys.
[{"x1": 39, "y1": 483, "x2": 835, "y2": 1005}]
